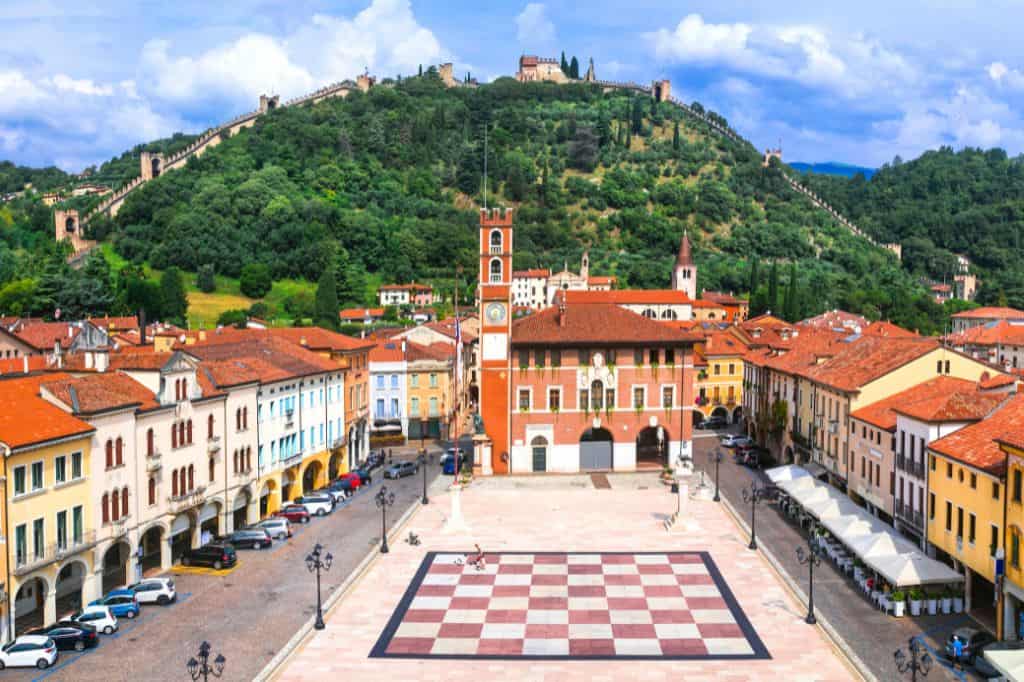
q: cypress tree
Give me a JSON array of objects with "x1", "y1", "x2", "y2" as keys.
[
  {"x1": 672, "y1": 120, "x2": 680, "y2": 151},
  {"x1": 784, "y1": 263, "x2": 799, "y2": 321},
  {"x1": 748, "y1": 257, "x2": 760, "y2": 299},
  {"x1": 561, "y1": 52, "x2": 569, "y2": 75},
  {"x1": 631, "y1": 99, "x2": 643, "y2": 134},
  {"x1": 315, "y1": 266, "x2": 340, "y2": 329},
  {"x1": 569, "y1": 56, "x2": 580, "y2": 79},
  {"x1": 767, "y1": 261, "x2": 779, "y2": 315}
]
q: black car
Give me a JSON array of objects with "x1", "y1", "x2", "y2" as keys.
[
  {"x1": 225, "y1": 528, "x2": 272, "y2": 549},
  {"x1": 25, "y1": 623, "x2": 98, "y2": 652},
  {"x1": 739, "y1": 447, "x2": 771, "y2": 468},
  {"x1": 945, "y1": 627, "x2": 996, "y2": 665},
  {"x1": 701, "y1": 416, "x2": 727, "y2": 430},
  {"x1": 365, "y1": 452, "x2": 385, "y2": 470},
  {"x1": 973, "y1": 640, "x2": 1024, "y2": 679},
  {"x1": 353, "y1": 468, "x2": 372, "y2": 485},
  {"x1": 181, "y1": 543, "x2": 237, "y2": 569}
]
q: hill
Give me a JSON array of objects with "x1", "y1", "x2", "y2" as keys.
[
  {"x1": 0, "y1": 73, "x2": 952, "y2": 332},
  {"x1": 789, "y1": 162, "x2": 875, "y2": 179}
]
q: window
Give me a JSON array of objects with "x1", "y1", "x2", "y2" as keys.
[
  {"x1": 945, "y1": 360, "x2": 950, "y2": 374},
  {"x1": 489, "y1": 229, "x2": 503, "y2": 253},
  {"x1": 208, "y1": 414, "x2": 215, "y2": 439},
  {"x1": 15, "y1": 524, "x2": 26, "y2": 566},
  {"x1": 994, "y1": 481, "x2": 1001, "y2": 500},
  {"x1": 429, "y1": 397, "x2": 439, "y2": 416},
  {"x1": 958, "y1": 468, "x2": 964, "y2": 483},
  {"x1": 13, "y1": 465, "x2": 25, "y2": 496},
  {"x1": 945, "y1": 501, "x2": 952, "y2": 531},
  {"x1": 32, "y1": 518, "x2": 43, "y2": 559},
  {"x1": 929, "y1": 492, "x2": 935, "y2": 519},
  {"x1": 375, "y1": 375, "x2": 384, "y2": 389},
  {"x1": 72, "y1": 506, "x2": 82, "y2": 544},
  {"x1": 579, "y1": 349, "x2": 591, "y2": 365},
  {"x1": 548, "y1": 388, "x2": 561, "y2": 412},
  {"x1": 1015, "y1": 470, "x2": 1022, "y2": 503},
  {"x1": 665, "y1": 349, "x2": 675, "y2": 364},
  {"x1": 102, "y1": 493, "x2": 110, "y2": 523},
  {"x1": 579, "y1": 389, "x2": 589, "y2": 410},
  {"x1": 188, "y1": 465, "x2": 194, "y2": 491},
  {"x1": 55, "y1": 455, "x2": 67, "y2": 485},
  {"x1": 411, "y1": 374, "x2": 419, "y2": 388},
  {"x1": 649, "y1": 349, "x2": 659, "y2": 365},
  {"x1": 633, "y1": 387, "x2": 645, "y2": 409},
  {"x1": 122, "y1": 487, "x2": 128, "y2": 517},
  {"x1": 605, "y1": 388, "x2": 616, "y2": 409},
  {"x1": 115, "y1": 437, "x2": 123, "y2": 466},
  {"x1": 590, "y1": 380, "x2": 604, "y2": 411},
  {"x1": 662, "y1": 386, "x2": 674, "y2": 408},
  {"x1": 930, "y1": 454, "x2": 935, "y2": 471},
  {"x1": 30, "y1": 461, "x2": 43, "y2": 491},
  {"x1": 1014, "y1": 532, "x2": 1021, "y2": 568},
  {"x1": 551, "y1": 349, "x2": 561, "y2": 367},
  {"x1": 390, "y1": 374, "x2": 398, "y2": 389},
  {"x1": 429, "y1": 373, "x2": 438, "y2": 388},
  {"x1": 992, "y1": 525, "x2": 1000, "y2": 557},
  {"x1": 970, "y1": 473, "x2": 977, "y2": 489},
  {"x1": 148, "y1": 477, "x2": 156, "y2": 506},
  {"x1": 947, "y1": 462, "x2": 953, "y2": 479},
  {"x1": 56, "y1": 510, "x2": 67, "y2": 551},
  {"x1": 634, "y1": 349, "x2": 644, "y2": 366},
  {"x1": 536, "y1": 350, "x2": 546, "y2": 368},
  {"x1": 105, "y1": 439, "x2": 113, "y2": 468},
  {"x1": 969, "y1": 513, "x2": 976, "y2": 544},
  {"x1": 728, "y1": 363, "x2": 735, "y2": 375},
  {"x1": 489, "y1": 258, "x2": 502, "y2": 283},
  {"x1": 146, "y1": 429, "x2": 154, "y2": 456},
  {"x1": 411, "y1": 397, "x2": 420, "y2": 416},
  {"x1": 956, "y1": 506, "x2": 963, "y2": 540},
  {"x1": 518, "y1": 389, "x2": 531, "y2": 411}
]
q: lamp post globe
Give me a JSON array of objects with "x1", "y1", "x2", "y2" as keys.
[
  {"x1": 375, "y1": 486, "x2": 397, "y2": 554},
  {"x1": 306, "y1": 543, "x2": 333, "y2": 630}
]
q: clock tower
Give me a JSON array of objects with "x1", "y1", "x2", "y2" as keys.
[{"x1": 477, "y1": 207, "x2": 514, "y2": 474}]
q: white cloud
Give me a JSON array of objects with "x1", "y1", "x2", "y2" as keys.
[
  {"x1": 987, "y1": 61, "x2": 1024, "y2": 90},
  {"x1": 515, "y1": 3, "x2": 556, "y2": 46},
  {"x1": 648, "y1": 14, "x2": 755, "y2": 66},
  {"x1": 0, "y1": 70, "x2": 47, "y2": 113},
  {"x1": 46, "y1": 74, "x2": 114, "y2": 96}
]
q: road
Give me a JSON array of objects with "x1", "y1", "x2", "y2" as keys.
[
  {"x1": 691, "y1": 428, "x2": 977, "y2": 682},
  {"x1": 14, "y1": 453, "x2": 443, "y2": 682}
]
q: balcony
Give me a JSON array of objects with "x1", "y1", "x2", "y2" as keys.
[
  {"x1": 167, "y1": 487, "x2": 207, "y2": 514},
  {"x1": 827, "y1": 420, "x2": 839, "y2": 435},
  {"x1": 146, "y1": 452, "x2": 162, "y2": 472},
  {"x1": 14, "y1": 530, "x2": 98, "y2": 576},
  {"x1": 895, "y1": 502, "x2": 924, "y2": 529},
  {"x1": 281, "y1": 452, "x2": 303, "y2": 468},
  {"x1": 284, "y1": 410, "x2": 295, "y2": 428},
  {"x1": 207, "y1": 435, "x2": 221, "y2": 454}
]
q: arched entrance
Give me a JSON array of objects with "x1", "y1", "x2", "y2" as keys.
[
  {"x1": 14, "y1": 577, "x2": 47, "y2": 634},
  {"x1": 140, "y1": 525, "x2": 164, "y2": 574},
  {"x1": 732, "y1": 406, "x2": 744, "y2": 424},
  {"x1": 784, "y1": 446, "x2": 795, "y2": 465},
  {"x1": 260, "y1": 479, "x2": 279, "y2": 518},
  {"x1": 233, "y1": 489, "x2": 251, "y2": 531},
  {"x1": 692, "y1": 411, "x2": 705, "y2": 428},
  {"x1": 302, "y1": 460, "x2": 322, "y2": 493},
  {"x1": 328, "y1": 450, "x2": 342, "y2": 480},
  {"x1": 198, "y1": 501, "x2": 221, "y2": 540},
  {"x1": 531, "y1": 436, "x2": 548, "y2": 473},
  {"x1": 712, "y1": 406, "x2": 729, "y2": 421},
  {"x1": 169, "y1": 512, "x2": 195, "y2": 563},
  {"x1": 55, "y1": 561, "x2": 86, "y2": 618},
  {"x1": 101, "y1": 541, "x2": 131, "y2": 594},
  {"x1": 281, "y1": 470, "x2": 296, "y2": 505},
  {"x1": 64, "y1": 216, "x2": 77, "y2": 233},
  {"x1": 579, "y1": 427, "x2": 613, "y2": 471},
  {"x1": 151, "y1": 157, "x2": 161, "y2": 178},
  {"x1": 636, "y1": 425, "x2": 670, "y2": 468}
]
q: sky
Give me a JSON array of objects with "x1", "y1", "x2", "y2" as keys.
[{"x1": 3, "y1": 0, "x2": 1024, "y2": 171}]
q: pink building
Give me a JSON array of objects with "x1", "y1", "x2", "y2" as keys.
[{"x1": 377, "y1": 283, "x2": 434, "y2": 307}]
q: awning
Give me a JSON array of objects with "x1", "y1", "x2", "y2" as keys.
[
  {"x1": 865, "y1": 551, "x2": 965, "y2": 587},
  {"x1": 199, "y1": 501, "x2": 219, "y2": 523},
  {"x1": 820, "y1": 515, "x2": 888, "y2": 541},
  {"x1": 170, "y1": 513, "x2": 191, "y2": 535},
  {"x1": 233, "y1": 491, "x2": 250, "y2": 510},
  {"x1": 983, "y1": 648, "x2": 1024, "y2": 680},
  {"x1": 803, "y1": 462, "x2": 828, "y2": 479},
  {"x1": 804, "y1": 496, "x2": 860, "y2": 520},
  {"x1": 788, "y1": 483, "x2": 834, "y2": 507},
  {"x1": 766, "y1": 464, "x2": 810, "y2": 484},
  {"x1": 845, "y1": 532, "x2": 917, "y2": 560}
]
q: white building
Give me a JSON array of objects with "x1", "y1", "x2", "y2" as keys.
[{"x1": 370, "y1": 341, "x2": 408, "y2": 436}]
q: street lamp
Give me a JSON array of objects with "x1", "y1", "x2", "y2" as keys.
[
  {"x1": 740, "y1": 482, "x2": 776, "y2": 551},
  {"x1": 709, "y1": 449, "x2": 723, "y2": 502},
  {"x1": 186, "y1": 641, "x2": 225, "y2": 682},
  {"x1": 418, "y1": 451, "x2": 429, "y2": 505},
  {"x1": 375, "y1": 485, "x2": 396, "y2": 554},
  {"x1": 894, "y1": 637, "x2": 932, "y2": 681},
  {"x1": 305, "y1": 543, "x2": 333, "y2": 631},
  {"x1": 420, "y1": 417, "x2": 427, "y2": 453},
  {"x1": 795, "y1": 522, "x2": 823, "y2": 625}
]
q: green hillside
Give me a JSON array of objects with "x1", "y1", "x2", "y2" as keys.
[{"x1": 0, "y1": 72, "x2": 959, "y2": 332}]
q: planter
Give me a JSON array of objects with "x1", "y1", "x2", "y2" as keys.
[
  {"x1": 941, "y1": 597, "x2": 952, "y2": 614},
  {"x1": 854, "y1": 567, "x2": 864, "y2": 582},
  {"x1": 893, "y1": 600, "x2": 905, "y2": 617},
  {"x1": 909, "y1": 600, "x2": 922, "y2": 616},
  {"x1": 953, "y1": 597, "x2": 964, "y2": 613},
  {"x1": 927, "y1": 598, "x2": 938, "y2": 615}
]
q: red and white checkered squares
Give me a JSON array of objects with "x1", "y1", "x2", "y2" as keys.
[{"x1": 372, "y1": 552, "x2": 769, "y2": 660}]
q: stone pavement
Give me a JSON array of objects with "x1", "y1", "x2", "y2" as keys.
[{"x1": 276, "y1": 475, "x2": 857, "y2": 681}]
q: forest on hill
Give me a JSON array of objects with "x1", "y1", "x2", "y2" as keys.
[{"x1": 0, "y1": 71, "x2": 962, "y2": 332}]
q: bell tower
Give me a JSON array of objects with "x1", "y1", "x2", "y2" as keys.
[
  {"x1": 477, "y1": 207, "x2": 514, "y2": 475},
  {"x1": 671, "y1": 231, "x2": 697, "y2": 299}
]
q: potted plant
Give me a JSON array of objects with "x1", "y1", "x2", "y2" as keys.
[
  {"x1": 660, "y1": 465, "x2": 674, "y2": 484},
  {"x1": 926, "y1": 589, "x2": 938, "y2": 615},
  {"x1": 891, "y1": 590, "x2": 906, "y2": 617},
  {"x1": 941, "y1": 586, "x2": 953, "y2": 614},
  {"x1": 953, "y1": 586, "x2": 964, "y2": 613},
  {"x1": 908, "y1": 588, "x2": 924, "y2": 616},
  {"x1": 853, "y1": 560, "x2": 864, "y2": 583}
]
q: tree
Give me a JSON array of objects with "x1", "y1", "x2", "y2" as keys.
[
  {"x1": 783, "y1": 262, "x2": 799, "y2": 321},
  {"x1": 159, "y1": 267, "x2": 188, "y2": 323},
  {"x1": 197, "y1": 264, "x2": 216, "y2": 293},
  {"x1": 767, "y1": 261, "x2": 779, "y2": 315},
  {"x1": 568, "y1": 126, "x2": 600, "y2": 172},
  {"x1": 569, "y1": 56, "x2": 579, "y2": 79},
  {"x1": 239, "y1": 262, "x2": 272, "y2": 298},
  {"x1": 314, "y1": 266, "x2": 340, "y2": 329},
  {"x1": 560, "y1": 52, "x2": 569, "y2": 75},
  {"x1": 383, "y1": 305, "x2": 399, "y2": 322},
  {"x1": 672, "y1": 120, "x2": 680, "y2": 151},
  {"x1": 217, "y1": 309, "x2": 248, "y2": 329},
  {"x1": 748, "y1": 258, "x2": 760, "y2": 307},
  {"x1": 631, "y1": 99, "x2": 643, "y2": 134}
]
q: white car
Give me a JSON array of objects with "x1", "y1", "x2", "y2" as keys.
[
  {"x1": 293, "y1": 495, "x2": 334, "y2": 517},
  {"x1": 0, "y1": 635, "x2": 58, "y2": 669},
  {"x1": 256, "y1": 518, "x2": 292, "y2": 540},
  {"x1": 720, "y1": 435, "x2": 753, "y2": 448},
  {"x1": 71, "y1": 605, "x2": 118, "y2": 635},
  {"x1": 319, "y1": 487, "x2": 348, "y2": 505},
  {"x1": 127, "y1": 577, "x2": 176, "y2": 605}
]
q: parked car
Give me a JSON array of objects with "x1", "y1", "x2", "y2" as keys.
[
  {"x1": 0, "y1": 635, "x2": 58, "y2": 669},
  {"x1": 352, "y1": 468, "x2": 373, "y2": 485},
  {"x1": 738, "y1": 447, "x2": 771, "y2": 468},
  {"x1": 327, "y1": 479, "x2": 354, "y2": 500},
  {"x1": 701, "y1": 416, "x2": 727, "y2": 430},
  {"x1": 946, "y1": 627, "x2": 996, "y2": 665},
  {"x1": 365, "y1": 451, "x2": 385, "y2": 470},
  {"x1": 441, "y1": 449, "x2": 467, "y2": 475},
  {"x1": 276, "y1": 504, "x2": 312, "y2": 524},
  {"x1": 25, "y1": 623, "x2": 99, "y2": 652},
  {"x1": 385, "y1": 461, "x2": 418, "y2": 479},
  {"x1": 126, "y1": 577, "x2": 176, "y2": 605},
  {"x1": 291, "y1": 494, "x2": 334, "y2": 516},
  {"x1": 255, "y1": 518, "x2": 292, "y2": 540},
  {"x1": 70, "y1": 605, "x2": 118, "y2": 635},
  {"x1": 337, "y1": 472, "x2": 362, "y2": 492},
  {"x1": 89, "y1": 590, "x2": 140, "y2": 619},
  {"x1": 226, "y1": 527, "x2": 273, "y2": 549},
  {"x1": 973, "y1": 640, "x2": 1024, "y2": 679},
  {"x1": 720, "y1": 435, "x2": 753, "y2": 448},
  {"x1": 181, "y1": 542, "x2": 238, "y2": 570}
]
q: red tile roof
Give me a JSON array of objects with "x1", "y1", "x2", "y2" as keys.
[
  {"x1": 561, "y1": 289, "x2": 693, "y2": 305},
  {"x1": 265, "y1": 327, "x2": 374, "y2": 353},
  {"x1": 930, "y1": 393, "x2": 1024, "y2": 475},
  {"x1": 184, "y1": 334, "x2": 340, "y2": 382},
  {"x1": 801, "y1": 336, "x2": 941, "y2": 393},
  {"x1": 198, "y1": 360, "x2": 265, "y2": 389},
  {"x1": 512, "y1": 269, "x2": 551, "y2": 278},
  {"x1": 512, "y1": 303, "x2": 702, "y2": 346},
  {"x1": 0, "y1": 355, "x2": 49, "y2": 375},
  {"x1": 87, "y1": 315, "x2": 139, "y2": 331},
  {"x1": 851, "y1": 376, "x2": 1003, "y2": 430},
  {"x1": 42, "y1": 371, "x2": 161, "y2": 415},
  {"x1": 980, "y1": 373, "x2": 1017, "y2": 389},
  {"x1": 798, "y1": 309, "x2": 868, "y2": 332},
  {"x1": 740, "y1": 314, "x2": 790, "y2": 330},
  {"x1": 0, "y1": 373, "x2": 94, "y2": 449},
  {"x1": 701, "y1": 329, "x2": 749, "y2": 357},
  {"x1": 586, "y1": 275, "x2": 616, "y2": 286},
  {"x1": 379, "y1": 283, "x2": 432, "y2": 292},
  {"x1": 369, "y1": 342, "x2": 404, "y2": 363},
  {"x1": 340, "y1": 308, "x2": 385, "y2": 320},
  {"x1": 952, "y1": 306, "x2": 1024, "y2": 320},
  {"x1": 862, "y1": 321, "x2": 917, "y2": 338},
  {"x1": 9, "y1": 321, "x2": 81, "y2": 351},
  {"x1": 947, "y1": 320, "x2": 1024, "y2": 347},
  {"x1": 675, "y1": 232, "x2": 693, "y2": 267},
  {"x1": 701, "y1": 291, "x2": 747, "y2": 306}
]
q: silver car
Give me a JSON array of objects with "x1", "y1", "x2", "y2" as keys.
[{"x1": 255, "y1": 518, "x2": 292, "y2": 540}]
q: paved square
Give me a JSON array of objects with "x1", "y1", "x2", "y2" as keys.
[{"x1": 371, "y1": 551, "x2": 768, "y2": 660}]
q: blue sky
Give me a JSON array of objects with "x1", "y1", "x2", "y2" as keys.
[{"x1": 3, "y1": 0, "x2": 1024, "y2": 170}]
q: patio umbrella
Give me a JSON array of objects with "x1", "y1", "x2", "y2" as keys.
[
  {"x1": 765, "y1": 464, "x2": 810, "y2": 484},
  {"x1": 804, "y1": 496, "x2": 859, "y2": 520},
  {"x1": 776, "y1": 476, "x2": 821, "y2": 495},
  {"x1": 845, "y1": 532, "x2": 911, "y2": 559},
  {"x1": 788, "y1": 483, "x2": 833, "y2": 507},
  {"x1": 820, "y1": 515, "x2": 885, "y2": 541},
  {"x1": 866, "y1": 552, "x2": 965, "y2": 587}
]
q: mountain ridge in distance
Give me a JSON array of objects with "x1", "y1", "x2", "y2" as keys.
[{"x1": 790, "y1": 161, "x2": 876, "y2": 179}]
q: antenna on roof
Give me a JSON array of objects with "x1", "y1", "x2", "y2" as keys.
[{"x1": 483, "y1": 124, "x2": 488, "y2": 210}]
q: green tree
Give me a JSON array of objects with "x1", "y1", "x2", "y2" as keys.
[
  {"x1": 383, "y1": 305, "x2": 399, "y2": 322},
  {"x1": 748, "y1": 258, "x2": 760, "y2": 301},
  {"x1": 672, "y1": 120, "x2": 680, "y2": 151},
  {"x1": 569, "y1": 56, "x2": 580, "y2": 79},
  {"x1": 783, "y1": 263, "x2": 799, "y2": 321},
  {"x1": 239, "y1": 262, "x2": 272, "y2": 298},
  {"x1": 567, "y1": 126, "x2": 600, "y2": 172},
  {"x1": 0, "y1": 278, "x2": 36, "y2": 316},
  {"x1": 767, "y1": 261, "x2": 780, "y2": 315},
  {"x1": 197, "y1": 264, "x2": 216, "y2": 293},
  {"x1": 560, "y1": 52, "x2": 569, "y2": 75},
  {"x1": 159, "y1": 267, "x2": 188, "y2": 323},
  {"x1": 217, "y1": 309, "x2": 248, "y2": 328},
  {"x1": 314, "y1": 266, "x2": 340, "y2": 329},
  {"x1": 631, "y1": 99, "x2": 643, "y2": 134}
]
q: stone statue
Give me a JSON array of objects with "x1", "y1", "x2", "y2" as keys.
[{"x1": 473, "y1": 413, "x2": 485, "y2": 435}]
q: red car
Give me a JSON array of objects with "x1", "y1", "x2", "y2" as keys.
[
  {"x1": 339, "y1": 472, "x2": 363, "y2": 491},
  {"x1": 276, "y1": 504, "x2": 311, "y2": 524}
]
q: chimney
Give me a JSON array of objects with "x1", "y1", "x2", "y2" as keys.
[
  {"x1": 22, "y1": 356, "x2": 28, "y2": 374},
  {"x1": 558, "y1": 301, "x2": 567, "y2": 327},
  {"x1": 401, "y1": 339, "x2": 407, "y2": 354},
  {"x1": 67, "y1": 325, "x2": 73, "y2": 338}
]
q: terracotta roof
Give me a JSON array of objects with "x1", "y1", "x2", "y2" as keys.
[
  {"x1": 9, "y1": 321, "x2": 81, "y2": 351},
  {"x1": 929, "y1": 393, "x2": 1024, "y2": 475},
  {"x1": 379, "y1": 283, "x2": 432, "y2": 292},
  {"x1": 265, "y1": 327, "x2": 374, "y2": 353},
  {"x1": 109, "y1": 352, "x2": 173, "y2": 370},
  {"x1": 512, "y1": 269, "x2": 551, "y2": 278},
  {"x1": 42, "y1": 371, "x2": 160, "y2": 415},
  {"x1": 561, "y1": 289, "x2": 692, "y2": 305},
  {"x1": 701, "y1": 329, "x2": 749, "y2": 357},
  {"x1": 951, "y1": 306, "x2": 1024, "y2": 320},
  {"x1": 947, "y1": 320, "x2": 1024, "y2": 347},
  {"x1": 675, "y1": 232, "x2": 693, "y2": 267},
  {"x1": 88, "y1": 315, "x2": 139, "y2": 331},
  {"x1": 427, "y1": 319, "x2": 478, "y2": 343},
  {"x1": 740, "y1": 314, "x2": 789, "y2": 330},
  {"x1": 930, "y1": 283, "x2": 952, "y2": 293},
  {"x1": 0, "y1": 355, "x2": 49, "y2": 375},
  {"x1": 184, "y1": 334, "x2": 340, "y2": 382},
  {"x1": 851, "y1": 376, "x2": 1003, "y2": 430},
  {"x1": 0, "y1": 372, "x2": 95, "y2": 449},
  {"x1": 512, "y1": 303, "x2": 702, "y2": 346},
  {"x1": 406, "y1": 341, "x2": 454, "y2": 363},
  {"x1": 800, "y1": 336, "x2": 940, "y2": 393},
  {"x1": 701, "y1": 291, "x2": 747, "y2": 306},
  {"x1": 798, "y1": 309, "x2": 868, "y2": 332},
  {"x1": 369, "y1": 342, "x2": 404, "y2": 363},
  {"x1": 980, "y1": 373, "x2": 1017, "y2": 389},
  {"x1": 340, "y1": 308, "x2": 385, "y2": 320},
  {"x1": 862, "y1": 321, "x2": 917, "y2": 338}
]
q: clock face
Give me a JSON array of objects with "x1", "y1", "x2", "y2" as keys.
[{"x1": 485, "y1": 303, "x2": 507, "y2": 324}]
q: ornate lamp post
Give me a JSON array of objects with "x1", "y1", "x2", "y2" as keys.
[
  {"x1": 420, "y1": 417, "x2": 427, "y2": 452},
  {"x1": 186, "y1": 641, "x2": 225, "y2": 682},
  {"x1": 894, "y1": 637, "x2": 932, "y2": 681},
  {"x1": 795, "y1": 522, "x2": 823, "y2": 625},
  {"x1": 709, "y1": 449, "x2": 723, "y2": 502},
  {"x1": 740, "y1": 482, "x2": 776, "y2": 551},
  {"x1": 305, "y1": 543, "x2": 333, "y2": 630},
  {"x1": 418, "y1": 451, "x2": 429, "y2": 505},
  {"x1": 375, "y1": 486, "x2": 396, "y2": 554}
]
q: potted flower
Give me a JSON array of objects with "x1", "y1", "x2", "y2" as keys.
[
  {"x1": 953, "y1": 586, "x2": 964, "y2": 614},
  {"x1": 660, "y1": 465, "x2": 674, "y2": 484},
  {"x1": 908, "y1": 588, "x2": 924, "y2": 616},
  {"x1": 926, "y1": 589, "x2": 938, "y2": 615},
  {"x1": 891, "y1": 590, "x2": 906, "y2": 617},
  {"x1": 941, "y1": 587, "x2": 953, "y2": 614}
]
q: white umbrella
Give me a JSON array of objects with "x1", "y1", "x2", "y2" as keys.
[
  {"x1": 804, "y1": 496, "x2": 859, "y2": 520},
  {"x1": 789, "y1": 483, "x2": 833, "y2": 507},
  {"x1": 866, "y1": 552, "x2": 965, "y2": 587},
  {"x1": 776, "y1": 476, "x2": 821, "y2": 495},
  {"x1": 821, "y1": 515, "x2": 884, "y2": 542},
  {"x1": 766, "y1": 464, "x2": 810, "y2": 484},
  {"x1": 845, "y1": 532, "x2": 911, "y2": 559},
  {"x1": 982, "y1": 649, "x2": 1024, "y2": 681}
]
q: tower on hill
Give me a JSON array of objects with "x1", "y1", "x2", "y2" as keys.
[{"x1": 671, "y1": 232, "x2": 696, "y2": 299}]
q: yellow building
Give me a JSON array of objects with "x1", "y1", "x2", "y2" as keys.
[
  {"x1": 998, "y1": 432, "x2": 1024, "y2": 641},
  {"x1": 0, "y1": 373, "x2": 96, "y2": 637},
  {"x1": 694, "y1": 329, "x2": 747, "y2": 425},
  {"x1": 406, "y1": 342, "x2": 454, "y2": 441},
  {"x1": 928, "y1": 394, "x2": 1024, "y2": 636}
]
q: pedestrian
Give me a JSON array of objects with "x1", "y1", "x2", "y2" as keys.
[
  {"x1": 951, "y1": 635, "x2": 964, "y2": 670},
  {"x1": 201, "y1": 529, "x2": 212, "y2": 546}
]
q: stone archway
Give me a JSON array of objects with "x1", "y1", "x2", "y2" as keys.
[
  {"x1": 711, "y1": 406, "x2": 729, "y2": 421},
  {"x1": 55, "y1": 561, "x2": 87, "y2": 619},
  {"x1": 579, "y1": 427, "x2": 614, "y2": 471},
  {"x1": 139, "y1": 525, "x2": 165, "y2": 575},
  {"x1": 199, "y1": 500, "x2": 222, "y2": 540},
  {"x1": 64, "y1": 216, "x2": 77, "y2": 233},
  {"x1": 636, "y1": 425, "x2": 670, "y2": 469},
  {"x1": 169, "y1": 512, "x2": 196, "y2": 564},
  {"x1": 302, "y1": 460, "x2": 323, "y2": 493},
  {"x1": 151, "y1": 157, "x2": 161, "y2": 178},
  {"x1": 260, "y1": 478, "x2": 279, "y2": 518},
  {"x1": 281, "y1": 470, "x2": 296, "y2": 505},
  {"x1": 328, "y1": 450, "x2": 342, "y2": 480},
  {"x1": 232, "y1": 489, "x2": 252, "y2": 531},
  {"x1": 14, "y1": 576, "x2": 48, "y2": 634},
  {"x1": 101, "y1": 540, "x2": 132, "y2": 595},
  {"x1": 732, "y1": 406, "x2": 744, "y2": 424}
]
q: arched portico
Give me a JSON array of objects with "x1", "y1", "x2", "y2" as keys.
[
  {"x1": 139, "y1": 524, "x2": 167, "y2": 574},
  {"x1": 302, "y1": 460, "x2": 323, "y2": 493},
  {"x1": 711, "y1": 406, "x2": 729, "y2": 421},
  {"x1": 579, "y1": 427, "x2": 614, "y2": 471},
  {"x1": 636, "y1": 425, "x2": 670, "y2": 469},
  {"x1": 101, "y1": 540, "x2": 132, "y2": 595},
  {"x1": 232, "y1": 488, "x2": 252, "y2": 531},
  {"x1": 281, "y1": 470, "x2": 296, "y2": 505},
  {"x1": 55, "y1": 560, "x2": 88, "y2": 619},
  {"x1": 260, "y1": 478, "x2": 280, "y2": 518},
  {"x1": 169, "y1": 512, "x2": 197, "y2": 564},
  {"x1": 198, "y1": 500, "x2": 222, "y2": 540},
  {"x1": 732, "y1": 406, "x2": 744, "y2": 424},
  {"x1": 14, "y1": 575, "x2": 48, "y2": 634}
]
